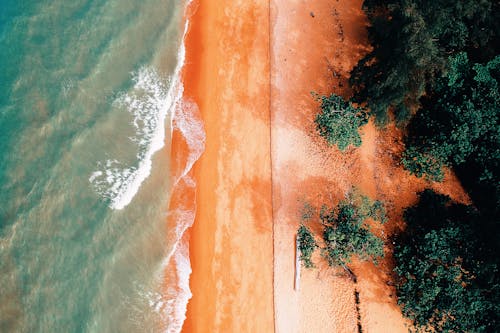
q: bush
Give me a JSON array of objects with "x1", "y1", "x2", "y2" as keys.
[
  {"x1": 314, "y1": 93, "x2": 368, "y2": 151},
  {"x1": 297, "y1": 224, "x2": 317, "y2": 268},
  {"x1": 401, "y1": 147, "x2": 445, "y2": 181},
  {"x1": 296, "y1": 190, "x2": 385, "y2": 269},
  {"x1": 321, "y1": 201, "x2": 384, "y2": 267},
  {"x1": 350, "y1": 0, "x2": 499, "y2": 125},
  {"x1": 402, "y1": 53, "x2": 499, "y2": 187}
]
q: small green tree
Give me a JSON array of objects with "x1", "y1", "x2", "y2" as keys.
[
  {"x1": 321, "y1": 201, "x2": 384, "y2": 267},
  {"x1": 401, "y1": 147, "x2": 446, "y2": 181},
  {"x1": 314, "y1": 93, "x2": 368, "y2": 151},
  {"x1": 297, "y1": 224, "x2": 317, "y2": 268},
  {"x1": 349, "y1": 188, "x2": 388, "y2": 224},
  {"x1": 296, "y1": 190, "x2": 385, "y2": 269}
]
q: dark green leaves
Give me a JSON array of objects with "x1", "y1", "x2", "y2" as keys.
[
  {"x1": 402, "y1": 53, "x2": 500, "y2": 184},
  {"x1": 321, "y1": 201, "x2": 384, "y2": 267},
  {"x1": 296, "y1": 190, "x2": 386, "y2": 268},
  {"x1": 394, "y1": 190, "x2": 500, "y2": 332},
  {"x1": 350, "y1": 0, "x2": 499, "y2": 125},
  {"x1": 314, "y1": 94, "x2": 368, "y2": 151},
  {"x1": 297, "y1": 225, "x2": 317, "y2": 268}
]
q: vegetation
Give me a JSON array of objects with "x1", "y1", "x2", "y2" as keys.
[
  {"x1": 312, "y1": 1, "x2": 500, "y2": 329},
  {"x1": 297, "y1": 225, "x2": 317, "y2": 268},
  {"x1": 402, "y1": 53, "x2": 500, "y2": 183},
  {"x1": 350, "y1": 0, "x2": 500, "y2": 125},
  {"x1": 394, "y1": 190, "x2": 500, "y2": 332},
  {"x1": 314, "y1": 93, "x2": 368, "y2": 151},
  {"x1": 320, "y1": 200, "x2": 384, "y2": 267},
  {"x1": 297, "y1": 190, "x2": 385, "y2": 268}
]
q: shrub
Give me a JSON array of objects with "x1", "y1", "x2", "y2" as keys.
[
  {"x1": 314, "y1": 93, "x2": 368, "y2": 151},
  {"x1": 297, "y1": 224, "x2": 317, "y2": 268},
  {"x1": 394, "y1": 190, "x2": 500, "y2": 332},
  {"x1": 402, "y1": 53, "x2": 499, "y2": 187},
  {"x1": 296, "y1": 190, "x2": 385, "y2": 269},
  {"x1": 321, "y1": 201, "x2": 384, "y2": 267}
]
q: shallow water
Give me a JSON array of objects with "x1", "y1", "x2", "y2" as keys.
[{"x1": 0, "y1": 0, "x2": 189, "y2": 331}]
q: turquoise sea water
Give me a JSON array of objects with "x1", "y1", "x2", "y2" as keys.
[{"x1": 0, "y1": 0, "x2": 194, "y2": 331}]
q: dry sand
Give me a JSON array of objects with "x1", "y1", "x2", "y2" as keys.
[{"x1": 177, "y1": 0, "x2": 470, "y2": 332}]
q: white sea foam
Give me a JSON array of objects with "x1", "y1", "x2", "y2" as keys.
[
  {"x1": 172, "y1": 99, "x2": 206, "y2": 185},
  {"x1": 92, "y1": 6, "x2": 204, "y2": 332},
  {"x1": 156, "y1": 98, "x2": 205, "y2": 332},
  {"x1": 156, "y1": 12, "x2": 206, "y2": 332},
  {"x1": 158, "y1": 208, "x2": 195, "y2": 333},
  {"x1": 140, "y1": 230, "x2": 193, "y2": 333},
  {"x1": 90, "y1": 37, "x2": 186, "y2": 210}
]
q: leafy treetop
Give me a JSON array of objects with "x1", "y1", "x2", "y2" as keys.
[
  {"x1": 394, "y1": 190, "x2": 500, "y2": 332},
  {"x1": 314, "y1": 93, "x2": 368, "y2": 151}
]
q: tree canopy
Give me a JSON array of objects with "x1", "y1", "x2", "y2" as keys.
[
  {"x1": 314, "y1": 93, "x2": 368, "y2": 151},
  {"x1": 321, "y1": 200, "x2": 384, "y2": 267},
  {"x1": 297, "y1": 190, "x2": 386, "y2": 268},
  {"x1": 350, "y1": 0, "x2": 500, "y2": 125},
  {"x1": 297, "y1": 224, "x2": 317, "y2": 268},
  {"x1": 394, "y1": 190, "x2": 500, "y2": 332},
  {"x1": 334, "y1": 1, "x2": 500, "y2": 331},
  {"x1": 402, "y1": 53, "x2": 499, "y2": 195}
]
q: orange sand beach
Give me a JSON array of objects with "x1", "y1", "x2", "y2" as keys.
[
  {"x1": 181, "y1": 0, "x2": 274, "y2": 332},
  {"x1": 173, "y1": 0, "x2": 471, "y2": 332}
]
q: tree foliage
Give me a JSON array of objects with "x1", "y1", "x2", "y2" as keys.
[
  {"x1": 402, "y1": 53, "x2": 499, "y2": 194},
  {"x1": 297, "y1": 224, "x2": 317, "y2": 268},
  {"x1": 321, "y1": 200, "x2": 384, "y2": 267},
  {"x1": 314, "y1": 93, "x2": 368, "y2": 151},
  {"x1": 350, "y1": 0, "x2": 500, "y2": 125},
  {"x1": 394, "y1": 190, "x2": 500, "y2": 332},
  {"x1": 342, "y1": 1, "x2": 500, "y2": 330},
  {"x1": 296, "y1": 190, "x2": 385, "y2": 268}
]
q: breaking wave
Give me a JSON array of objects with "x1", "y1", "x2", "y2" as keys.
[
  {"x1": 90, "y1": 3, "x2": 205, "y2": 331},
  {"x1": 89, "y1": 64, "x2": 183, "y2": 210}
]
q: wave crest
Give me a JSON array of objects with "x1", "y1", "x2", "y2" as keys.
[{"x1": 89, "y1": 66, "x2": 181, "y2": 210}]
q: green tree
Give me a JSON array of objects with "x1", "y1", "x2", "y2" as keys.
[
  {"x1": 321, "y1": 200, "x2": 384, "y2": 267},
  {"x1": 350, "y1": 0, "x2": 499, "y2": 125},
  {"x1": 394, "y1": 190, "x2": 500, "y2": 332},
  {"x1": 296, "y1": 190, "x2": 385, "y2": 268},
  {"x1": 314, "y1": 94, "x2": 368, "y2": 151},
  {"x1": 402, "y1": 53, "x2": 499, "y2": 187},
  {"x1": 297, "y1": 224, "x2": 317, "y2": 268}
]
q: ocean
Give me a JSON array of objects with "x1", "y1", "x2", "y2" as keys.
[{"x1": 0, "y1": 0, "x2": 200, "y2": 331}]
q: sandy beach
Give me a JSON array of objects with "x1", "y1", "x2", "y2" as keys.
[
  {"x1": 271, "y1": 1, "x2": 469, "y2": 332},
  {"x1": 177, "y1": 0, "x2": 471, "y2": 332},
  {"x1": 181, "y1": 0, "x2": 274, "y2": 332}
]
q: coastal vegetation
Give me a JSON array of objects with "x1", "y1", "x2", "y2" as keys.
[
  {"x1": 402, "y1": 53, "x2": 500, "y2": 182},
  {"x1": 314, "y1": 93, "x2": 368, "y2": 151},
  {"x1": 320, "y1": 197, "x2": 384, "y2": 267},
  {"x1": 297, "y1": 225, "x2": 317, "y2": 268},
  {"x1": 394, "y1": 190, "x2": 499, "y2": 332},
  {"x1": 323, "y1": 0, "x2": 500, "y2": 331},
  {"x1": 297, "y1": 190, "x2": 386, "y2": 269},
  {"x1": 350, "y1": 0, "x2": 499, "y2": 126}
]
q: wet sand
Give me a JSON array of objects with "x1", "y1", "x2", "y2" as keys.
[
  {"x1": 178, "y1": 0, "x2": 470, "y2": 332},
  {"x1": 181, "y1": 0, "x2": 274, "y2": 332}
]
